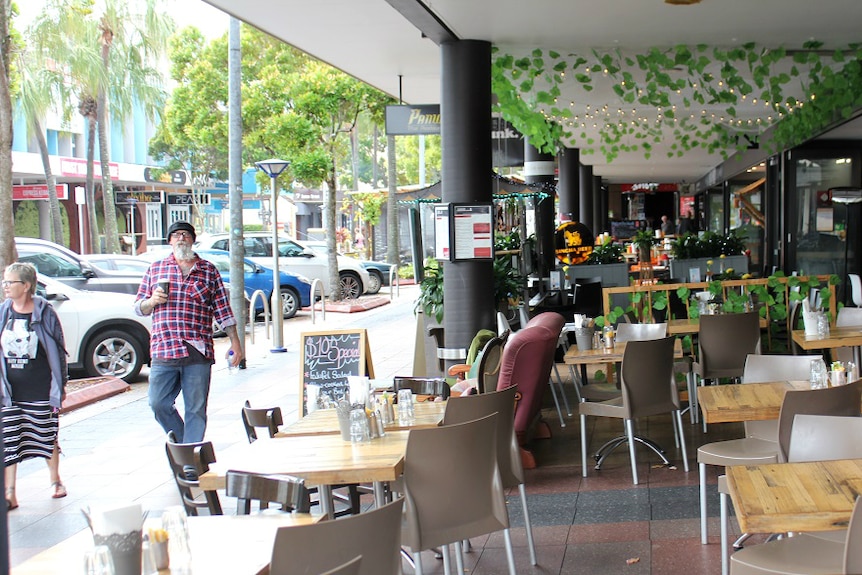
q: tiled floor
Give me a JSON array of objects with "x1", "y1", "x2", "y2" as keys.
[{"x1": 7, "y1": 287, "x2": 751, "y2": 574}]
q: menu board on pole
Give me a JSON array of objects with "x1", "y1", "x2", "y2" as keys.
[
  {"x1": 434, "y1": 205, "x2": 450, "y2": 260},
  {"x1": 299, "y1": 329, "x2": 375, "y2": 415},
  {"x1": 451, "y1": 203, "x2": 494, "y2": 261}
]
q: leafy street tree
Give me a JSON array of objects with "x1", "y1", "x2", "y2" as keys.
[{"x1": 154, "y1": 24, "x2": 393, "y2": 300}]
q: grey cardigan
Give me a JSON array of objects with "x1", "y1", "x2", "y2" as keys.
[{"x1": 0, "y1": 296, "x2": 68, "y2": 409}]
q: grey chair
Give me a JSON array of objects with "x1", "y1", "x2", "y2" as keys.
[
  {"x1": 224, "y1": 469, "x2": 311, "y2": 514},
  {"x1": 269, "y1": 499, "x2": 403, "y2": 575},
  {"x1": 402, "y1": 414, "x2": 516, "y2": 575},
  {"x1": 164, "y1": 431, "x2": 223, "y2": 516},
  {"x1": 833, "y1": 306, "x2": 862, "y2": 364},
  {"x1": 729, "y1": 495, "x2": 862, "y2": 575},
  {"x1": 579, "y1": 336, "x2": 689, "y2": 485},
  {"x1": 442, "y1": 385, "x2": 536, "y2": 566},
  {"x1": 319, "y1": 556, "x2": 362, "y2": 575}
]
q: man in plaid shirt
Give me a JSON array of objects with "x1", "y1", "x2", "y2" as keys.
[{"x1": 135, "y1": 221, "x2": 243, "y2": 443}]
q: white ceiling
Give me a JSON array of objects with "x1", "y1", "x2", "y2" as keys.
[{"x1": 201, "y1": 0, "x2": 862, "y2": 185}]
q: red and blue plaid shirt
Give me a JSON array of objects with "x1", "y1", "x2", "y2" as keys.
[{"x1": 135, "y1": 253, "x2": 236, "y2": 361}]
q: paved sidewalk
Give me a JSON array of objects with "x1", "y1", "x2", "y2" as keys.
[{"x1": 8, "y1": 285, "x2": 420, "y2": 567}]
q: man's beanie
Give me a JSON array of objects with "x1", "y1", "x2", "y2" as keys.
[{"x1": 166, "y1": 221, "x2": 196, "y2": 242}]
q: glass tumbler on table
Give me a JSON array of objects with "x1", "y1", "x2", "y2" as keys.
[
  {"x1": 397, "y1": 389, "x2": 415, "y2": 424},
  {"x1": 82, "y1": 545, "x2": 115, "y2": 575},
  {"x1": 810, "y1": 358, "x2": 827, "y2": 389},
  {"x1": 349, "y1": 408, "x2": 370, "y2": 442}
]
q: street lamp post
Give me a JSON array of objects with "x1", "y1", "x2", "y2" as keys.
[{"x1": 255, "y1": 159, "x2": 291, "y2": 353}]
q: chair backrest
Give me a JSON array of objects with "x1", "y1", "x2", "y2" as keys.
[
  {"x1": 402, "y1": 414, "x2": 508, "y2": 553},
  {"x1": 837, "y1": 306, "x2": 862, "y2": 328},
  {"x1": 269, "y1": 499, "x2": 403, "y2": 575},
  {"x1": 164, "y1": 432, "x2": 223, "y2": 516},
  {"x1": 620, "y1": 336, "x2": 678, "y2": 418},
  {"x1": 224, "y1": 470, "x2": 311, "y2": 514},
  {"x1": 776, "y1": 379, "x2": 862, "y2": 461},
  {"x1": 697, "y1": 312, "x2": 761, "y2": 378},
  {"x1": 850, "y1": 274, "x2": 862, "y2": 307},
  {"x1": 393, "y1": 376, "x2": 450, "y2": 401},
  {"x1": 788, "y1": 414, "x2": 862, "y2": 462},
  {"x1": 742, "y1": 353, "x2": 823, "y2": 383},
  {"x1": 442, "y1": 385, "x2": 522, "y2": 487},
  {"x1": 241, "y1": 400, "x2": 284, "y2": 443},
  {"x1": 466, "y1": 329, "x2": 496, "y2": 365},
  {"x1": 572, "y1": 278, "x2": 604, "y2": 318},
  {"x1": 497, "y1": 311, "x2": 511, "y2": 335},
  {"x1": 319, "y1": 556, "x2": 362, "y2": 575},
  {"x1": 498, "y1": 312, "x2": 565, "y2": 438},
  {"x1": 474, "y1": 335, "x2": 506, "y2": 394},
  {"x1": 615, "y1": 322, "x2": 668, "y2": 343},
  {"x1": 845, "y1": 496, "x2": 862, "y2": 574}
]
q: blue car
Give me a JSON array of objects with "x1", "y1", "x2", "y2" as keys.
[{"x1": 197, "y1": 249, "x2": 312, "y2": 319}]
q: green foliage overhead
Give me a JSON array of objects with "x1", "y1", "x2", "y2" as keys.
[{"x1": 492, "y1": 42, "x2": 862, "y2": 161}]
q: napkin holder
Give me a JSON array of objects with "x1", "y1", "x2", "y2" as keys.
[{"x1": 83, "y1": 503, "x2": 145, "y2": 575}]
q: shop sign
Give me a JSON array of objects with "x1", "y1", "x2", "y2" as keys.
[
  {"x1": 13, "y1": 184, "x2": 68, "y2": 201},
  {"x1": 168, "y1": 192, "x2": 210, "y2": 205},
  {"x1": 115, "y1": 190, "x2": 163, "y2": 204},
  {"x1": 385, "y1": 104, "x2": 441, "y2": 135},
  {"x1": 554, "y1": 221, "x2": 594, "y2": 265},
  {"x1": 144, "y1": 167, "x2": 187, "y2": 185}
]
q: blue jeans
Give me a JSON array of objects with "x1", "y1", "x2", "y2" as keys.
[{"x1": 148, "y1": 362, "x2": 212, "y2": 443}]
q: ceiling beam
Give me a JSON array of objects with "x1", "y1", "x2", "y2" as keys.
[{"x1": 384, "y1": 0, "x2": 458, "y2": 45}]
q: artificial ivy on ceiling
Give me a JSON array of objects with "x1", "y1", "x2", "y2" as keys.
[{"x1": 491, "y1": 41, "x2": 862, "y2": 162}]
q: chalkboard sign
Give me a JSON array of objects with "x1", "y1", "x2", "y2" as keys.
[
  {"x1": 299, "y1": 329, "x2": 375, "y2": 415},
  {"x1": 611, "y1": 219, "x2": 646, "y2": 241}
]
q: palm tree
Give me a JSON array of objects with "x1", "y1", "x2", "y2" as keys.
[{"x1": 0, "y1": 0, "x2": 16, "y2": 267}]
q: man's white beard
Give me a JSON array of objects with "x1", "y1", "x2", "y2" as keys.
[{"x1": 173, "y1": 243, "x2": 195, "y2": 261}]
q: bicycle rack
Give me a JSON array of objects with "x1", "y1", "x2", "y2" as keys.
[
  {"x1": 247, "y1": 289, "x2": 270, "y2": 345},
  {"x1": 389, "y1": 266, "x2": 400, "y2": 301},
  {"x1": 310, "y1": 278, "x2": 326, "y2": 324}
]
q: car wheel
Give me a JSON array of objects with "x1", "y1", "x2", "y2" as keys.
[
  {"x1": 340, "y1": 272, "x2": 362, "y2": 300},
  {"x1": 83, "y1": 329, "x2": 145, "y2": 382},
  {"x1": 365, "y1": 270, "x2": 382, "y2": 294},
  {"x1": 280, "y1": 288, "x2": 300, "y2": 319}
]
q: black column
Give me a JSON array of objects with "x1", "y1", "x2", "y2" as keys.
[
  {"x1": 579, "y1": 164, "x2": 594, "y2": 234},
  {"x1": 557, "y1": 147, "x2": 579, "y2": 222},
  {"x1": 441, "y1": 40, "x2": 494, "y2": 364},
  {"x1": 525, "y1": 138, "x2": 556, "y2": 281},
  {"x1": 590, "y1": 170, "x2": 610, "y2": 235}
]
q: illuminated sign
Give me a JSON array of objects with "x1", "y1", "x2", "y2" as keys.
[{"x1": 554, "y1": 221, "x2": 594, "y2": 265}]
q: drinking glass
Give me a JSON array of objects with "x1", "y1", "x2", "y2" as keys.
[
  {"x1": 161, "y1": 506, "x2": 191, "y2": 571},
  {"x1": 83, "y1": 545, "x2": 115, "y2": 575},
  {"x1": 349, "y1": 408, "x2": 370, "y2": 442},
  {"x1": 809, "y1": 359, "x2": 826, "y2": 389},
  {"x1": 397, "y1": 389, "x2": 414, "y2": 424},
  {"x1": 817, "y1": 312, "x2": 830, "y2": 338}
]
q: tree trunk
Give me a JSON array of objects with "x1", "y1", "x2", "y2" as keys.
[
  {"x1": 34, "y1": 119, "x2": 64, "y2": 243},
  {"x1": 0, "y1": 0, "x2": 15, "y2": 270},
  {"x1": 386, "y1": 134, "x2": 399, "y2": 265},
  {"x1": 85, "y1": 112, "x2": 100, "y2": 254},
  {"x1": 97, "y1": 87, "x2": 120, "y2": 254},
  {"x1": 325, "y1": 172, "x2": 341, "y2": 301}
]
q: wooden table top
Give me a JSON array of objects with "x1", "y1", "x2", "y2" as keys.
[
  {"x1": 277, "y1": 401, "x2": 445, "y2": 437},
  {"x1": 726, "y1": 458, "x2": 862, "y2": 534},
  {"x1": 697, "y1": 380, "x2": 810, "y2": 424},
  {"x1": 563, "y1": 338, "x2": 682, "y2": 365},
  {"x1": 12, "y1": 514, "x2": 323, "y2": 575},
  {"x1": 200, "y1": 431, "x2": 410, "y2": 491},
  {"x1": 792, "y1": 327, "x2": 862, "y2": 350}
]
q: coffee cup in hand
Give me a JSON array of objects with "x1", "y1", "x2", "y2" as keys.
[{"x1": 157, "y1": 279, "x2": 170, "y2": 296}]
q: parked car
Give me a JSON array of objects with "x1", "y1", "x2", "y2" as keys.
[
  {"x1": 36, "y1": 275, "x2": 151, "y2": 381},
  {"x1": 196, "y1": 249, "x2": 312, "y2": 319},
  {"x1": 194, "y1": 232, "x2": 371, "y2": 299},
  {"x1": 82, "y1": 254, "x2": 151, "y2": 275},
  {"x1": 15, "y1": 237, "x2": 143, "y2": 295},
  {"x1": 303, "y1": 240, "x2": 393, "y2": 295}
]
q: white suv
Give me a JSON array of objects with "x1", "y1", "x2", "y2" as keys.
[{"x1": 194, "y1": 232, "x2": 371, "y2": 299}]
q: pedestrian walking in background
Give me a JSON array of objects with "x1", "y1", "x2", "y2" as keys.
[
  {"x1": 135, "y1": 221, "x2": 242, "y2": 443},
  {"x1": 0, "y1": 262, "x2": 69, "y2": 509}
]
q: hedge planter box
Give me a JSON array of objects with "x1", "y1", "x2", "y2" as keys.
[
  {"x1": 566, "y1": 262, "x2": 630, "y2": 288},
  {"x1": 669, "y1": 255, "x2": 749, "y2": 282}
]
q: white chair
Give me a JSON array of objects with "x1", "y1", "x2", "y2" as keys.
[
  {"x1": 849, "y1": 273, "x2": 862, "y2": 307},
  {"x1": 833, "y1": 307, "x2": 862, "y2": 365}
]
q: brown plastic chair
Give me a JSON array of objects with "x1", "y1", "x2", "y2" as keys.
[
  {"x1": 319, "y1": 556, "x2": 362, "y2": 575},
  {"x1": 701, "y1": 380, "x2": 862, "y2": 574},
  {"x1": 579, "y1": 336, "x2": 689, "y2": 485},
  {"x1": 224, "y1": 469, "x2": 311, "y2": 514},
  {"x1": 442, "y1": 386, "x2": 536, "y2": 566},
  {"x1": 729, "y1": 495, "x2": 862, "y2": 575},
  {"x1": 402, "y1": 414, "x2": 516, "y2": 575},
  {"x1": 164, "y1": 431, "x2": 223, "y2": 516},
  {"x1": 269, "y1": 499, "x2": 403, "y2": 575},
  {"x1": 241, "y1": 400, "x2": 284, "y2": 442},
  {"x1": 693, "y1": 311, "x2": 761, "y2": 384}
]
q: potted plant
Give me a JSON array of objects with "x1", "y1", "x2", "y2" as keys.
[
  {"x1": 668, "y1": 230, "x2": 749, "y2": 281},
  {"x1": 632, "y1": 229, "x2": 659, "y2": 264},
  {"x1": 567, "y1": 238, "x2": 630, "y2": 288}
]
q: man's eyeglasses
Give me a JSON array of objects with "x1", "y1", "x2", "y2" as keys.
[
  {"x1": 1, "y1": 280, "x2": 24, "y2": 287},
  {"x1": 170, "y1": 231, "x2": 193, "y2": 239}
]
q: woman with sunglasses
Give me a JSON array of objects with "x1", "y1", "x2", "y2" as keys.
[{"x1": 0, "y1": 262, "x2": 69, "y2": 509}]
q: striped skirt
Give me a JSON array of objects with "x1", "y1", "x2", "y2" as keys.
[{"x1": 2, "y1": 401, "x2": 58, "y2": 466}]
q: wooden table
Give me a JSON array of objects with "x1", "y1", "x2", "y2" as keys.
[
  {"x1": 277, "y1": 401, "x2": 445, "y2": 437},
  {"x1": 12, "y1": 514, "x2": 323, "y2": 575},
  {"x1": 726, "y1": 458, "x2": 862, "y2": 534},
  {"x1": 563, "y1": 338, "x2": 683, "y2": 365},
  {"x1": 668, "y1": 317, "x2": 769, "y2": 336},
  {"x1": 697, "y1": 380, "x2": 810, "y2": 424},
  {"x1": 200, "y1": 431, "x2": 409, "y2": 518},
  {"x1": 792, "y1": 327, "x2": 862, "y2": 365}
]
